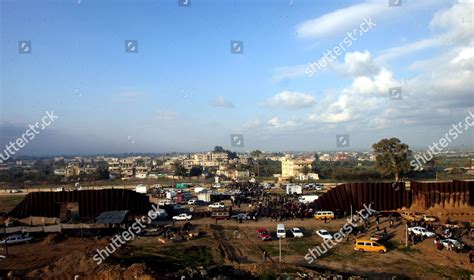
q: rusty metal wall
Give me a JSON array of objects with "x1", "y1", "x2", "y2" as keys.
[
  {"x1": 410, "y1": 180, "x2": 472, "y2": 209},
  {"x1": 310, "y1": 180, "x2": 472, "y2": 212},
  {"x1": 309, "y1": 182, "x2": 410, "y2": 212},
  {"x1": 8, "y1": 189, "x2": 151, "y2": 219}
]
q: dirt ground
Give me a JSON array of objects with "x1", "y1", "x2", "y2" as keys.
[
  {"x1": 1, "y1": 212, "x2": 473, "y2": 279},
  {"x1": 1, "y1": 194, "x2": 473, "y2": 279}
]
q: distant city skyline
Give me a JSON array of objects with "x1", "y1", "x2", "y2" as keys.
[{"x1": 1, "y1": 0, "x2": 473, "y2": 155}]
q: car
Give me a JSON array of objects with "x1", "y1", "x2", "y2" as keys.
[
  {"x1": 173, "y1": 204, "x2": 185, "y2": 210},
  {"x1": 158, "y1": 200, "x2": 174, "y2": 207},
  {"x1": 435, "y1": 238, "x2": 463, "y2": 250},
  {"x1": 0, "y1": 234, "x2": 33, "y2": 245},
  {"x1": 276, "y1": 224, "x2": 286, "y2": 238},
  {"x1": 10, "y1": 189, "x2": 22, "y2": 193},
  {"x1": 354, "y1": 239, "x2": 387, "y2": 253},
  {"x1": 187, "y1": 200, "x2": 197, "y2": 205},
  {"x1": 231, "y1": 213, "x2": 250, "y2": 220},
  {"x1": 408, "y1": 226, "x2": 436, "y2": 238},
  {"x1": 208, "y1": 202, "x2": 225, "y2": 209},
  {"x1": 422, "y1": 215, "x2": 438, "y2": 222},
  {"x1": 315, "y1": 229, "x2": 333, "y2": 240},
  {"x1": 194, "y1": 200, "x2": 207, "y2": 206},
  {"x1": 172, "y1": 213, "x2": 192, "y2": 221},
  {"x1": 290, "y1": 227, "x2": 304, "y2": 238},
  {"x1": 370, "y1": 230, "x2": 388, "y2": 242},
  {"x1": 401, "y1": 211, "x2": 423, "y2": 222},
  {"x1": 314, "y1": 211, "x2": 335, "y2": 220},
  {"x1": 256, "y1": 228, "x2": 272, "y2": 241}
]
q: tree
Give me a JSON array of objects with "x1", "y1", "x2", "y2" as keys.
[
  {"x1": 189, "y1": 166, "x2": 203, "y2": 177},
  {"x1": 251, "y1": 150, "x2": 263, "y2": 177},
  {"x1": 372, "y1": 138, "x2": 411, "y2": 181},
  {"x1": 311, "y1": 153, "x2": 321, "y2": 174},
  {"x1": 251, "y1": 150, "x2": 263, "y2": 160},
  {"x1": 213, "y1": 146, "x2": 225, "y2": 153},
  {"x1": 172, "y1": 162, "x2": 187, "y2": 177}
]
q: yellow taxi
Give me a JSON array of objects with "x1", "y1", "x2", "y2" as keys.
[
  {"x1": 353, "y1": 239, "x2": 387, "y2": 253},
  {"x1": 314, "y1": 211, "x2": 335, "y2": 220}
]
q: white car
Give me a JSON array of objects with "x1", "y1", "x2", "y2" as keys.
[
  {"x1": 315, "y1": 230, "x2": 333, "y2": 240},
  {"x1": 290, "y1": 228, "x2": 304, "y2": 238},
  {"x1": 187, "y1": 200, "x2": 197, "y2": 205},
  {"x1": 408, "y1": 226, "x2": 436, "y2": 238},
  {"x1": 208, "y1": 202, "x2": 225, "y2": 209},
  {"x1": 435, "y1": 239, "x2": 463, "y2": 250},
  {"x1": 172, "y1": 213, "x2": 192, "y2": 221},
  {"x1": 0, "y1": 234, "x2": 33, "y2": 245},
  {"x1": 158, "y1": 200, "x2": 174, "y2": 207}
]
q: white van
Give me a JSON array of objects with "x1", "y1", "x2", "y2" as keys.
[{"x1": 276, "y1": 224, "x2": 286, "y2": 239}]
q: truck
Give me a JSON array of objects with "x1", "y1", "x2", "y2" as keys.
[
  {"x1": 135, "y1": 184, "x2": 148, "y2": 194},
  {"x1": 298, "y1": 195, "x2": 319, "y2": 204},
  {"x1": 286, "y1": 184, "x2": 302, "y2": 195}
]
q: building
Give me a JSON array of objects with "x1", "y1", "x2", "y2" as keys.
[{"x1": 281, "y1": 155, "x2": 315, "y2": 179}]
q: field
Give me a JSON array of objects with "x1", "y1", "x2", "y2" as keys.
[{"x1": 1, "y1": 193, "x2": 473, "y2": 280}]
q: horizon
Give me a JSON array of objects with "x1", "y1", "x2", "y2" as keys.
[{"x1": 1, "y1": 0, "x2": 474, "y2": 156}]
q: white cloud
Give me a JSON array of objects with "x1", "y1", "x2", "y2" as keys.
[
  {"x1": 377, "y1": 1, "x2": 474, "y2": 62},
  {"x1": 296, "y1": 1, "x2": 384, "y2": 39},
  {"x1": 264, "y1": 91, "x2": 316, "y2": 109},
  {"x1": 271, "y1": 65, "x2": 308, "y2": 81},
  {"x1": 210, "y1": 96, "x2": 235, "y2": 108},
  {"x1": 335, "y1": 51, "x2": 380, "y2": 76}
]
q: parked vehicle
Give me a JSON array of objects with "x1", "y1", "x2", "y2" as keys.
[
  {"x1": 256, "y1": 228, "x2": 272, "y2": 241},
  {"x1": 422, "y1": 215, "x2": 438, "y2": 222},
  {"x1": 173, "y1": 204, "x2": 185, "y2": 210},
  {"x1": 401, "y1": 211, "x2": 423, "y2": 222},
  {"x1": 0, "y1": 234, "x2": 33, "y2": 245},
  {"x1": 211, "y1": 211, "x2": 229, "y2": 220},
  {"x1": 286, "y1": 184, "x2": 302, "y2": 195},
  {"x1": 194, "y1": 200, "x2": 207, "y2": 206},
  {"x1": 10, "y1": 189, "x2": 22, "y2": 193},
  {"x1": 408, "y1": 226, "x2": 436, "y2": 238},
  {"x1": 298, "y1": 195, "x2": 319, "y2": 204},
  {"x1": 434, "y1": 238, "x2": 463, "y2": 250},
  {"x1": 290, "y1": 227, "x2": 304, "y2": 238},
  {"x1": 314, "y1": 211, "x2": 335, "y2": 220},
  {"x1": 370, "y1": 230, "x2": 388, "y2": 242},
  {"x1": 172, "y1": 213, "x2": 192, "y2": 221},
  {"x1": 315, "y1": 229, "x2": 333, "y2": 240},
  {"x1": 231, "y1": 213, "x2": 250, "y2": 220},
  {"x1": 158, "y1": 199, "x2": 174, "y2": 207},
  {"x1": 187, "y1": 200, "x2": 197, "y2": 205},
  {"x1": 354, "y1": 239, "x2": 387, "y2": 253},
  {"x1": 276, "y1": 224, "x2": 286, "y2": 238},
  {"x1": 208, "y1": 202, "x2": 225, "y2": 209}
]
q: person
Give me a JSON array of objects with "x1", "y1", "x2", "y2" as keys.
[
  {"x1": 324, "y1": 216, "x2": 327, "y2": 224},
  {"x1": 262, "y1": 250, "x2": 267, "y2": 261}
]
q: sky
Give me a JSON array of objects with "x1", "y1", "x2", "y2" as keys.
[{"x1": 0, "y1": 0, "x2": 473, "y2": 155}]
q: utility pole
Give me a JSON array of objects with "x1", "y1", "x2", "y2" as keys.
[
  {"x1": 279, "y1": 237, "x2": 282, "y2": 262},
  {"x1": 350, "y1": 205, "x2": 353, "y2": 222},
  {"x1": 405, "y1": 223, "x2": 409, "y2": 247}
]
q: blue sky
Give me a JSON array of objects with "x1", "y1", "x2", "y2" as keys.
[{"x1": 1, "y1": 0, "x2": 473, "y2": 155}]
